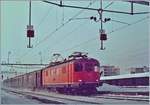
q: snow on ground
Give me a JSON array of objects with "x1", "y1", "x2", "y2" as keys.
[
  {"x1": 1, "y1": 89, "x2": 42, "y2": 104},
  {"x1": 97, "y1": 83, "x2": 149, "y2": 92}
]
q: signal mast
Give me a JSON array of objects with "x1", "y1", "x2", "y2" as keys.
[
  {"x1": 27, "y1": 0, "x2": 34, "y2": 48},
  {"x1": 42, "y1": 0, "x2": 149, "y2": 50}
]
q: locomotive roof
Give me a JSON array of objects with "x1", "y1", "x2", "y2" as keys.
[{"x1": 44, "y1": 57, "x2": 98, "y2": 69}]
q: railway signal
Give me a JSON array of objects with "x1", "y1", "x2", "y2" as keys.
[
  {"x1": 100, "y1": 29, "x2": 107, "y2": 50},
  {"x1": 27, "y1": 0, "x2": 34, "y2": 48},
  {"x1": 43, "y1": 0, "x2": 149, "y2": 50},
  {"x1": 27, "y1": 25, "x2": 34, "y2": 38}
]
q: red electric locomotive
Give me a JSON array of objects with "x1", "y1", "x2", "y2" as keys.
[
  {"x1": 42, "y1": 52, "x2": 102, "y2": 94},
  {"x1": 3, "y1": 52, "x2": 102, "y2": 94}
]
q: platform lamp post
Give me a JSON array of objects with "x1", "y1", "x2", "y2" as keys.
[
  {"x1": 7, "y1": 51, "x2": 11, "y2": 64},
  {"x1": 39, "y1": 52, "x2": 42, "y2": 64}
]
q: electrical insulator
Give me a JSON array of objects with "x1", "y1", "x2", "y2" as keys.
[
  {"x1": 90, "y1": 16, "x2": 97, "y2": 21},
  {"x1": 104, "y1": 18, "x2": 111, "y2": 22}
]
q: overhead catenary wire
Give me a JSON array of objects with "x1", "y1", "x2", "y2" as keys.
[
  {"x1": 68, "y1": 1, "x2": 114, "y2": 21},
  {"x1": 62, "y1": 0, "x2": 64, "y2": 25},
  {"x1": 36, "y1": 6, "x2": 53, "y2": 30},
  {"x1": 104, "y1": 1, "x2": 114, "y2": 9},
  {"x1": 23, "y1": 0, "x2": 123, "y2": 61},
  {"x1": 58, "y1": 16, "x2": 149, "y2": 53},
  {"x1": 35, "y1": 1, "x2": 96, "y2": 47},
  {"x1": 28, "y1": 1, "x2": 97, "y2": 61},
  {"x1": 19, "y1": 1, "x2": 96, "y2": 61},
  {"x1": 108, "y1": 16, "x2": 149, "y2": 34},
  {"x1": 39, "y1": 20, "x2": 88, "y2": 62},
  {"x1": 4, "y1": 1, "x2": 149, "y2": 77},
  {"x1": 100, "y1": 45, "x2": 149, "y2": 62},
  {"x1": 6, "y1": 65, "x2": 43, "y2": 69},
  {"x1": 110, "y1": 19, "x2": 130, "y2": 25},
  {"x1": 19, "y1": 1, "x2": 149, "y2": 64},
  {"x1": 42, "y1": 0, "x2": 149, "y2": 15},
  {"x1": 34, "y1": 13, "x2": 149, "y2": 63},
  {"x1": 63, "y1": 39, "x2": 148, "y2": 70},
  {"x1": 35, "y1": 6, "x2": 54, "y2": 45}
]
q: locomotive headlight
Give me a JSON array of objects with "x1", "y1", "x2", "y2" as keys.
[
  {"x1": 78, "y1": 79, "x2": 82, "y2": 82},
  {"x1": 96, "y1": 79, "x2": 99, "y2": 82},
  {"x1": 94, "y1": 66, "x2": 100, "y2": 72}
]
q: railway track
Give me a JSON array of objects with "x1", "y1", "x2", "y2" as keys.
[
  {"x1": 2, "y1": 87, "x2": 149, "y2": 104},
  {"x1": 93, "y1": 94, "x2": 149, "y2": 102},
  {"x1": 2, "y1": 88, "x2": 100, "y2": 104}
]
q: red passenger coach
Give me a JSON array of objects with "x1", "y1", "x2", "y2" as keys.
[
  {"x1": 36, "y1": 70, "x2": 43, "y2": 88},
  {"x1": 42, "y1": 52, "x2": 101, "y2": 94}
]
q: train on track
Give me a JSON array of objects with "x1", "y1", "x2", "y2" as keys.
[{"x1": 3, "y1": 52, "x2": 102, "y2": 94}]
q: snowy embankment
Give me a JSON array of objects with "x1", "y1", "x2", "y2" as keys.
[{"x1": 97, "y1": 83, "x2": 149, "y2": 93}]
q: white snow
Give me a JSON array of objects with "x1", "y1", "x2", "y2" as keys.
[
  {"x1": 101, "y1": 72, "x2": 149, "y2": 80},
  {"x1": 97, "y1": 83, "x2": 149, "y2": 92}
]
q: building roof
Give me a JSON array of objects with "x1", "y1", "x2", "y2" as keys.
[{"x1": 101, "y1": 72, "x2": 149, "y2": 80}]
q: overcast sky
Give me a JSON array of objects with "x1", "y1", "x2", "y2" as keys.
[{"x1": 1, "y1": 1, "x2": 149, "y2": 78}]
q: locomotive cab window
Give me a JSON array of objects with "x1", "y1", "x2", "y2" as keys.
[
  {"x1": 74, "y1": 63, "x2": 83, "y2": 72},
  {"x1": 85, "y1": 63, "x2": 94, "y2": 72},
  {"x1": 94, "y1": 63, "x2": 100, "y2": 67}
]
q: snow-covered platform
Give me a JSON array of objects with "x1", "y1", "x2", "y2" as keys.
[{"x1": 1, "y1": 86, "x2": 149, "y2": 104}]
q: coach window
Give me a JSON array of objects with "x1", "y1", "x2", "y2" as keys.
[
  {"x1": 46, "y1": 71, "x2": 48, "y2": 76},
  {"x1": 75, "y1": 63, "x2": 83, "y2": 72},
  {"x1": 94, "y1": 63, "x2": 100, "y2": 67},
  {"x1": 53, "y1": 69, "x2": 57, "y2": 75},
  {"x1": 62, "y1": 66, "x2": 66, "y2": 73},
  {"x1": 49, "y1": 70, "x2": 51, "y2": 76}
]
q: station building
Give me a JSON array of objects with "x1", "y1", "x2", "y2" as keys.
[{"x1": 100, "y1": 65, "x2": 120, "y2": 76}]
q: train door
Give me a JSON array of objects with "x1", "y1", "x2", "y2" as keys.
[
  {"x1": 22, "y1": 76, "x2": 24, "y2": 88},
  {"x1": 68, "y1": 62, "x2": 73, "y2": 84},
  {"x1": 36, "y1": 70, "x2": 43, "y2": 88},
  {"x1": 71, "y1": 63, "x2": 74, "y2": 83},
  {"x1": 40, "y1": 70, "x2": 43, "y2": 88},
  {"x1": 68, "y1": 62, "x2": 74, "y2": 85},
  {"x1": 36, "y1": 72, "x2": 38, "y2": 88},
  {"x1": 67, "y1": 63, "x2": 69, "y2": 84}
]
